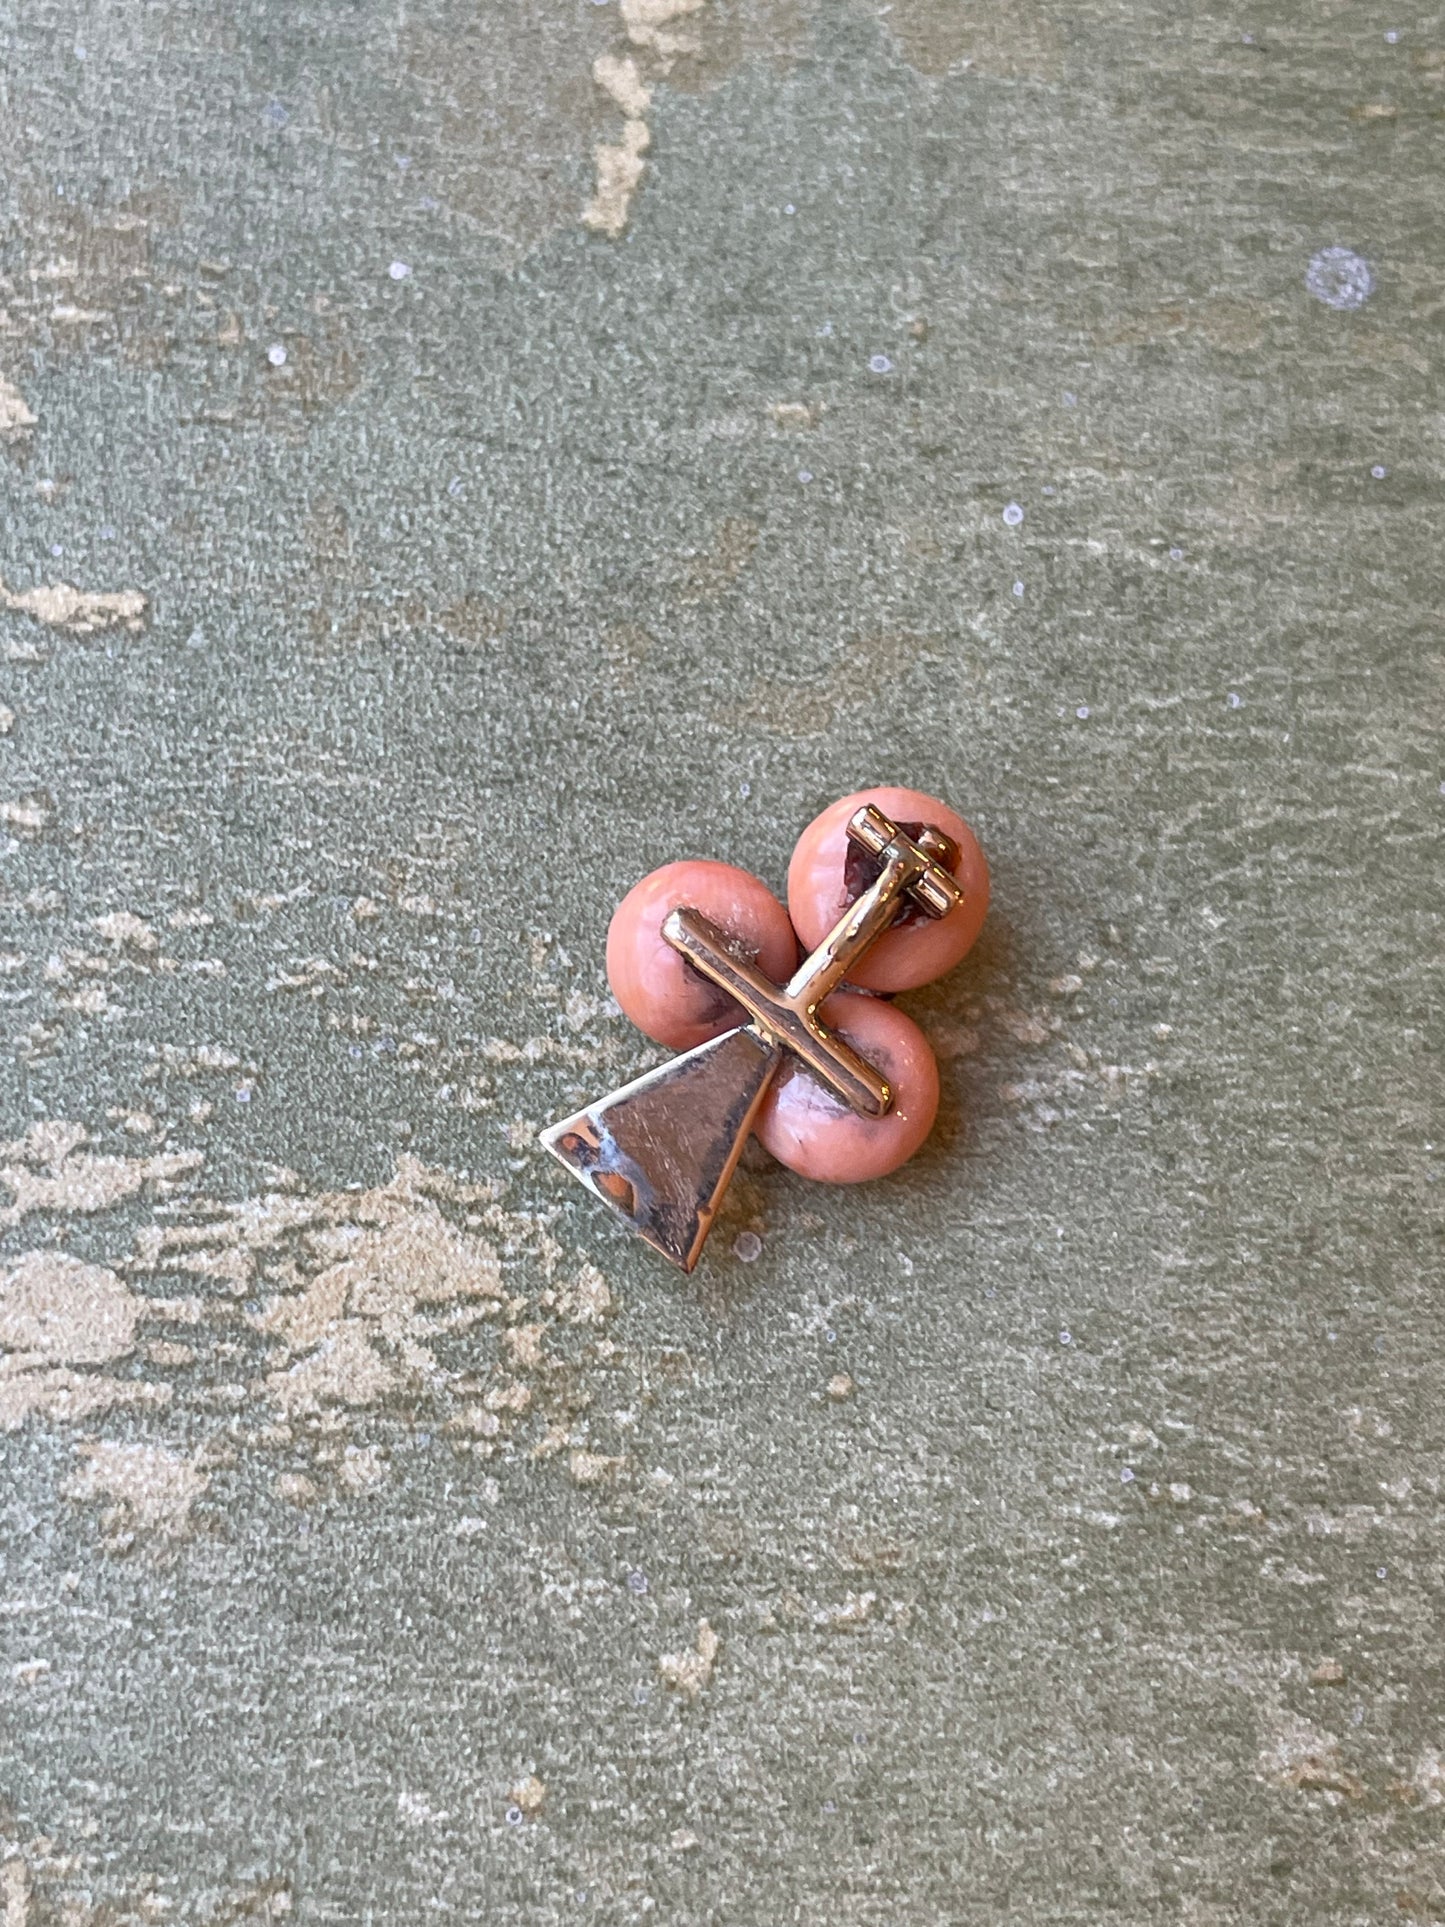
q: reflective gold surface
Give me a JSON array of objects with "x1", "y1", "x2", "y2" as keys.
[{"x1": 538, "y1": 1027, "x2": 781, "y2": 1272}]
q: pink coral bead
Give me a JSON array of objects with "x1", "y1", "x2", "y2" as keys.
[
  {"x1": 606, "y1": 859, "x2": 798, "y2": 1052},
  {"x1": 786, "y1": 785, "x2": 989, "y2": 994},
  {"x1": 755, "y1": 992, "x2": 939, "y2": 1184}
]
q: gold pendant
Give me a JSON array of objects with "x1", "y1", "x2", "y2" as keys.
[{"x1": 540, "y1": 805, "x2": 963, "y2": 1271}]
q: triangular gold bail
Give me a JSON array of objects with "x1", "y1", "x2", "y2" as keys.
[{"x1": 539, "y1": 1027, "x2": 781, "y2": 1272}]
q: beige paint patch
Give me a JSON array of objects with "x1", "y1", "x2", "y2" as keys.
[
  {"x1": 0, "y1": 793, "x2": 52, "y2": 835},
  {"x1": 0, "y1": 1121, "x2": 201, "y2": 1227},
  {"x1": 0, "y1": 574, "x2": 146, "y2": 636},
  {"x1": 0, "y1": 1250, "x2": 169, "y2": 1432},
  {"x1": 594, "y1": 52, "x2": 653, "y2": 117},
  {"x1": 252, "y1": 1181, "x2": 507, "y2": 1415},
  {"x1": 584, "y1": 120, "x2": 651, "y2": 238},
  {"x1": 12, "y1": 189, "x2": 170, "y2": 351},
  {"x1": 90, "y1": 911, "x2": 159, "y2": 954},
  {"x1": 338, "y1": 1443, "x2": 388, "y2": 1492},
  {"x1": 0, "y1": 376, "x2": 37, "y2": 443},
  {"x1": 0, "y1": 1249, "x2": 142, "y2": 1364},
  {"x1": 621, "y1": 0, "x2": 706, "y2": 59},
  {"x1": 63, "y1": 1439, "x2": 209, "y2": 1537},
  {"x1": 1, "y1": 1135, "x2": 623, "y2": 1506},
  {"x1": 510, "y1": 1773, "x2": 547, "y2": 1819},
  {"x1": 552, "y1": 1260, "x2": 613, "y2": 1324},
  {"x1": 503, "y1": 1323, "x2": 546, "y2": 1370},
  {"x1": 1, "y1": 1857, "x2": 30, "y2": 1927},
  {"x1": 771, "y1": 401, "x2": 823, "y2": 431},
  {"x1": 584, "y1": 0, "x2": 706, "y2": 237},
  {"x1": 132, "y1": 1158, "x2": 605, "y2": 1468},
  {"x1": 394, "y1": 0, "x2": 800, "y2": 263},
  {"x1": 658, "y1": 1618, "x2": 721, "y2": 1700},
  {"x1": 568, "y1": 1448, "x2": 623, "y2": 1485},
  {"x1": 267, "y1": 1320, "x2": 400, "y2": 1416}
]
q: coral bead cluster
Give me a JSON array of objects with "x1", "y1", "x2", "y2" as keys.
[{"x1": 605, "y1": 787, "x2": 989, "y2": 1185}]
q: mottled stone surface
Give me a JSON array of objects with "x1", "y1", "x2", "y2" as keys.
[{"x1": 1, "y1": 1, "x2": 1442, "y2": 1920}]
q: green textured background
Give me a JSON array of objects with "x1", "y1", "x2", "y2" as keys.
[{"x1": 2, "y1": 2, "x2": 1442, "y2": 1920}]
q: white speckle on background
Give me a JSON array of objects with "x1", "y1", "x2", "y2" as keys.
[
  {"x1": 389, "y1": 260, "x2": 411, "y2": 280},
  {"x1": 1060, "y1": 1330, "x2": 1073, "y2": 1345},
  {"x1": 798, "y1": 469, "x2": 813, "y2": 483},
  {"x1": 1121, "y1": 1467, "x2": 1135, "y2": 1483},
  {"x1": 1371, "y1": 464, "x2": 1387, "y2": 479},
  {"x1": 1228, "y1": 692, "x2": 1243, "y2": 708},
  {"x1": 1012, "y1": 580, "x2": 1024, "y2": 597},
  {"x1": 1002, "y1": 502, "x2": 1024, "y2": 526},
  {"x1": 1384, "y1": 28, "x2": 1399, "y2": 42},
  {"x1": 267, "y1": 343, "x2": 287, "y2": 367},
  {"x1": 868, "y1": 354, "x2": 893, "y2": 374},
  {"x1": 1076, "y1": 705, "x2": 1091, "y2": 720},
  {"x1": 1169, "y1": 546, "x2": 1184, "y2": 560},
  {"x1": 1305, "y1": 247, "x2": 1374, "y2": 311},
  {"x1": 733, "y1": 1230, "x2": 762, "y2": 1263}
]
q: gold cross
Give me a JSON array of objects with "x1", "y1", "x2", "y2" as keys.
[{"x1": 540, "y1": 806, "x2": 963, "y2": 1272}]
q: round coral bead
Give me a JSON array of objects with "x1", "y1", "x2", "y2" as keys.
[
  {"x1": 754, "y1": 992, "x2": 939, "y2": 1183},
  {"x1": 606, "y1": 859, "x2": 798, "y2": 1052},
  {"x1": 786, "y1": 786, "x2": 988, "y2": 994}
]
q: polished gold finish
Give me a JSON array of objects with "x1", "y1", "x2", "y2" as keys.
[
  {"x1": 538, "y1": 1027, "x2": 781, "y2": 1272},
  {"x1": 540, "y1": 807, "x2": 966, "y2": 1271}
]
